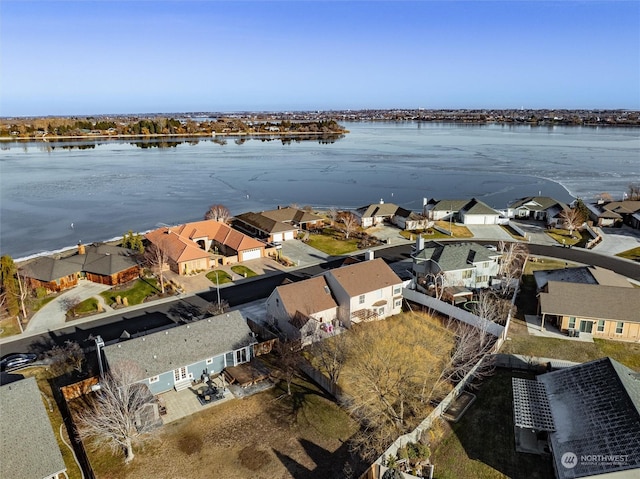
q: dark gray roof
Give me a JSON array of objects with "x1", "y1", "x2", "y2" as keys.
[
  {"x1": 509, "y1": 196, "x2": 567, "y2": 211},
  {"x1": 429, "y1": 199, "x2": 471, "y2": 212},
  {"x1": 533, "y1": 266, "x2": 631, "y2": 291},
  {"x1": 539, "y1": 358, "x2": 640, "y2": 479},
  {"x1": 0, "y1": 377, "x2": 67, "y2": 479},
  {"x1": 21, "y1": 245, "x2": 138, "y2": 282},
  {"x1": 234, "y1": 212, "x2": 296, "y2": 234},
  {"x1": 512, "y1": 378, "x2": 555, "y2": 431},
  {"x1": 103, "y1": 310, "x2": 256, "y2": 380},
  {"x1": 413, "y1": 241, "x2": 498, "y2": 271},
  {"x1": 460, "y1": 198, "x2": 501, "y2": 216},
  {"x1": 355, "y1": 202, "x2": 400, "y2": 219},
  {"x1": 260, "y1": 207, "x2": 323, "y2": 225}
]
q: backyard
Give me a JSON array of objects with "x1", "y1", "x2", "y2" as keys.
[
  {"x1": 86, "y1": 371, "x2": 362, "y2": 479},
  {"x1": 305, "y1": 227, "x2": 360, "y2": 255},
  {"x1": 431, "y1": 369, "x2": 554, "y2": 479}
]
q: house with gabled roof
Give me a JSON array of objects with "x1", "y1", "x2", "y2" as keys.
[
  {"x1": 512, "y1": 357, "x2": 640, "y2": 479},
  {"x1": 266, "y1": 276, "x2": 338, "y2": 343},
  {"x1": 102, "y1": 310, "x2": 257, "y2": 394},
  {"x1": 538, "y1": 281, "x2": 640, "y2": 340},
  {"x1": 392, "y1": 206, "x2": 430, "y2": 231},
  {"x1": 145, "y1": 220, "x2": 266, "y2": 274},
  {"x1": 533, "y1": 265, "x2": 632, "y2": 291},
  {"x1": 0, "y1": 377, "x2": 67, "y2": 479},
  {"x1": 233, "y1": 206, "x2": 324, "y2": 243},
  {"x1": 508, "y1": 196, "x2": 569, "y2": 224},
  {"x1": 586, "y1": 200, "x2": 640, "y2": 228},
  {"x1": 20, "y1": 244, "x2": 140, "y2": 293},
  {"x1": 425, "y1": 198, "x2": 503, "y2": 225},
  {"x1": 412, "y1": 240, "x2": 501, "y2": 290},
  {"x1": 353, "y1": 200, "x2": 400, "y2": 228}
]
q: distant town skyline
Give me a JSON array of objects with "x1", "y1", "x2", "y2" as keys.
[{"x1": 1, "y1": 0, "x2": 639, "y2": 117}]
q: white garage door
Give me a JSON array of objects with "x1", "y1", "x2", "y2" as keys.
[
  {"x1": 242, "y1": 248, "x2": 262, "y2": 261},
  {"x1": 272, "y1": 233, "x2": 283, "y2": 243},
  {"x1": 284, "y1": 231, "x2": 296, "y2": 241}
]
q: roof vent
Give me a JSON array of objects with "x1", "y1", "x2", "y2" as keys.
[{"x1": 153, "y1": 355, "x2": 157, "y2": 359}]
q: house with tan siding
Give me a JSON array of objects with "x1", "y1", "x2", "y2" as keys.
[
  {"x1": 233, "y1": 207, "x2": 324, "y2": 242},
  {"x1": 538, "y1": 281, "x2": 640, "y2": 340}
]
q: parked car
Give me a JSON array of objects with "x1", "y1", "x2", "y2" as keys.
[{"x1": 0, "y1": 353, "x2": 37, "y2": 371}]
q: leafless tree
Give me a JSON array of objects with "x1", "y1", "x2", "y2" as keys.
[
  {"x1": 144, "y1": 238, "x2": 170, "y2": 294},
  {"x1": 76, "y1": 362, "x2": 155, "y2": 463},
  {"x1": 471, "y1": 290, "x2": 514, "y2": 326},
  {"x1": 309, "y1": 331, "x2": 348, "y2": 386},
  {"x1": 327, "y1": 207, "x2": 339, "y2": 227},
  {"x1": 497, "y1": 241, "x2": 529, "y2": 294},
  {"x1": 340, "y1": 212, "x2": 358, "y2": 239},
  {"x1": 627, "y1": 182, "x2": 640, "y2": 201},
  {"x1": 274, "y1": 338, "x2": 301, "y2": 396},
  {"x1": 204, "y1": 204, "x2": 231, "y2": 223},
  {"x1": 61, "y1": 296, "x2": 81, "y2": 317},
  {"x1": 559, "y1": 207, "x2": 584, "y2": 237},
  {"x1": 597, "y1": 192, "x2": 613, "y2": 202},
  {"x1": 45, "y1": 340, "x2": 85, "y2": 376},
  {"x1": 205, "y1": 299, "x2": 229, "y2": 316}
]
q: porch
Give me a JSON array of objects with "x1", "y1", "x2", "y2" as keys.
[{"x1": 524, "y1": 315, "x2": 594, "y2": 343}]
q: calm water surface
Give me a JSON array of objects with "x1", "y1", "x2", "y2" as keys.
[{"x1": 1, "y1": 122, "x2": 638, "y2": 259}]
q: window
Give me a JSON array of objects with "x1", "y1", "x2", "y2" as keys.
[
  {"x1": 206, "y1": 358, "x2": 213, "y2": 365},
  {"x1": 394, "y1": 299, "x2": 402, "y2": 308},
  {"x1": 597, "y1": 320, "x2": 605, "y2": 333},
  {"x1": 149, "y1": 376, "x2": 159, "y2": 383},
  {"x1": 393, "y1": 286, "x2": 401, "y2": 295},
  {"x1": 476, "y1": 275, "x2": 488, "y2": 284},
  {"x1": 462, "y1": 270, "x2": 473, "y2": 279},
  {"x1": 359, "y1": 294, "x2": 365, "y2": 304},
  {"x1": 378, "y1": 307, "x2": 385, "y2": 315},
  {"x1": 568, "y1": 317, "x2": 576, "y2": 329},
  {"x1": 616, "y1": 322, "x2": 624, "y2": 334}
]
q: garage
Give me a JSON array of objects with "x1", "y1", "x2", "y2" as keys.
[
  {"x1": 241, "y1": 248, "x2": 262, "y2": 261},
  {"x1": 272, "y1": 233, "x2": 283, "y2": 243},
  {"x1": 283, "y1": 231, "x2": 296, "y2": 241}
]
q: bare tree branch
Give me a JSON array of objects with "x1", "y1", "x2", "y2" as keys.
[{"x1": 204, "y1": 204, "x2": 231, "y2": 223}]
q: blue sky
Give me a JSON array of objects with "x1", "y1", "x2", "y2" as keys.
[{"x1": 1, "y1": 1, "x2": 638, "y2": 116}]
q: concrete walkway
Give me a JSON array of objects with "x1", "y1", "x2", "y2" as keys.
[
  {"x1": 524, "y1": 314, "x2": 594, "y2": 343},
  {"x1": 26, "y1": 281, "x2": 112, "y2": 333}
]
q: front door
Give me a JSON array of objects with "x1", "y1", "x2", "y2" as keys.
[
  {"x1": 579, "y1": 320, "x2": 593, "y2": 333},
  {"x1": 173, "y1": 367, "x2": 188, "y2": 382}
]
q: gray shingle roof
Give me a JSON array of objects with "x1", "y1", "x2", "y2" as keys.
[
  {"x1": 103, "y1": 310, "x2": 256, "y2": 381},
  {"x1": 260, "y1": 207, "x2": 323, "y2": 225},
  {"x1": 460, "y1": 198, "x2": 501, "y2": 216},
  {"x1": 0, "y1": 377, "x2": 66, "y2": 479},
  {"x1": 509, "y1": 196, "x2": 567, "y2": 211},
  {"x1": 429, "y1": 199, "x2": 471, "y2": 212},
  {"x1": 355, "y1": 202, "x2": 400, "y2": 219},
  {"x1": 539, "y1": 358, "x2": 640, "y2": 479},
  {"x1": 413, "y1": 241, "x2": 497, "y2": 271}
]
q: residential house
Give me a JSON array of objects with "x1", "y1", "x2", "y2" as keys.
[
  {"x1": 586, "y1": 200, "x2": 640, "y2": 228},
  {"x1": 508, "y1": 196, "x2": 569, "y2": 225},
  {"x1": 324, "y1": 257, "x2": 403, "y2": 326},
  {"x1": 512, "y1": 357, "x2": 640, "y2": 479},
  {"x1": 538, "y1": 281, "x2": 640, "y2": 340},
  {"x1": 102, "y1": 310, "x2": 257, "y2": 394},
  {"x1": 266, "y1": 276, "x2": 338, "y2": 343},
  {"x1": 233, "y1": 206, "x2": 324, "y2": 242},
  {"x1": 392, "y1": 207, "x2": 430, "y2": 231},
  {"x1": 412, "y1": 240, "x2": 501, "y2": 291},
  {"x1": 425, "y1": 198, "x2": 503, "y2": 225},
  {"x1": 266, "y1": 257, "x2": 403, "y2": 338},
  {"x1": 533, "y1": 265, "x2": 632, "y2": 291},
  {"x1": 21, "y1": 244, "x2": 140, "y2": 293},
  {"x1": 0, "y1": 377, "x2": 67, "y2": 479},
  {"x1": 353, "y1": 200, "x2": 400, "y2": 228},
  {"x1": 145, "y1": 220, "x2": 266, "y2": 274}
]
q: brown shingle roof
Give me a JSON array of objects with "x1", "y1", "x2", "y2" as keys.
[
  {"x1": 234, "y1": 212, "x2": 297, "y2": 234},
  {"x1": 326, "y1": 258, "x2": 402, "y2": 297},
  {"x1": 539, "y1": 281, "x2": 640, "y2": 323},
  {"x1": 275, "y1": 276, "x2": 338, "y2": 319},
  {"x1": 260, "y1": 207, "x2": 323, "y2": 225}
]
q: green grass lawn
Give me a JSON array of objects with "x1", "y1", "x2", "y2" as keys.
[
  {"x1": 100, "y1": 277, "x2": 159, "y2": 306},
  {"x1": 0, "y1": 317, "x2": 22, "y2": 337},
  {"x1": 305, "y1": 229, "x2": 360, "y2": 255},
  {"x1": 32, "y1": 295, "x2": 56, "y2": 312},
  {"x1": 400, "y1": 229, "x2": 455, "y2": 241},
  {"x1": 545, "y1": 229, "x2": 589, "y2": 247},
  {"x1": 500, "y1": 319, "x2": 640, "y2": 371},
  {"x1": 523, "y1": 258, "x2": 578, "y2": 275},
  {"x1": 616, "y1": 246, "x2": 640, "y2": 262},
  {"x1": 206, "y1": 270, "x2": 233, "y2": 285},
  {"x1": 66, "y1": 297, "x2": 100, "y2": 319},
  {"x1": 230, "y1": 265, "x2": 257, "y2": 278},
  {"x1": 431, "y1": 370, "x2": 554, "y2": 479}
]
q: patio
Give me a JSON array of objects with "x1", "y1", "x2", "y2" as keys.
[
  {"x1": 158, "y1": 376, "x2": 233, "y2": 424},
  {"x1": 524, "y1": 315, "x2": 594, "y2": 343}
]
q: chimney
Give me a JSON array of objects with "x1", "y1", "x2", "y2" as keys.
[
  {"x1": 365, "y1": 250, "x2": 374, "y2": 261},
  {"x1": 380, "y1": 198, "x2": 384, "y2": 204},
  {"x1": 77, "y1": 242, "x2": 85, "y2": 255}
]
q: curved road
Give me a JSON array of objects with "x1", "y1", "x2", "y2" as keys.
[{"x1": 1, "y1": 242, "x2": 638, "y2": 357}]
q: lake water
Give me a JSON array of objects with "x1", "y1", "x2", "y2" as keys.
[{"x1": 1, "y1": 122, "x2": 638, "y2": 260}]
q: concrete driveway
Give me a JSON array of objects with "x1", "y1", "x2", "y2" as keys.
[
  {"x1": 280, "y1": 240, "x2": 331, "y2": 266},
  {"x1": 26, "y1": 281, "x2": 112, "y2": 333},
  {"x1": 592, "y1": 225, "x2": 640, "y2": 255},
  {"x1": 464, "y1": 224, "x2": 516, "y2": 241}
]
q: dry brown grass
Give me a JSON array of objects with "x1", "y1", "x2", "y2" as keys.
[{"x1": 87, "y1": 373, "x2": 359, "y2": 479}]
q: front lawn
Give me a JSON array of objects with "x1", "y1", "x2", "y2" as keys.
[
  {"x1": 431, "y1": 370, "x2": 554, "y2": 479},
  {"x1": 0, "y1": 316, "x2": 22, "y2": 337},
  {"x1": 305, "y1": 228, "x2": 360, "y2": 255},
  {"x1": 545, "y1": 229, "x2": 589, "y2": 247},
  {"x1": 434, "y1": 221, "x2": 473, "y2": 238},
  {"x1": 206, "y1": 270, "x2": 233, "y2": 285},
  {"x1": 66, "y1": 297, "x2": 100, "y2": 320},
  {"x1": 100, "y1": 278, "x2": 159, "y2": 306},
  {"x1": 230, "y1": 265, "x2": 257, "y2": 278},
  {"x1": 616, "y1": 246, "x2": 640, "y2": 262}
]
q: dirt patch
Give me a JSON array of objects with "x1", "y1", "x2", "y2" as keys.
[
  {"x1": 177, "y1": 430, "x2": 203, "y2": 455},
  {"x1": 238, "y1": 445, "x2": 272, "y2": 471}
]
